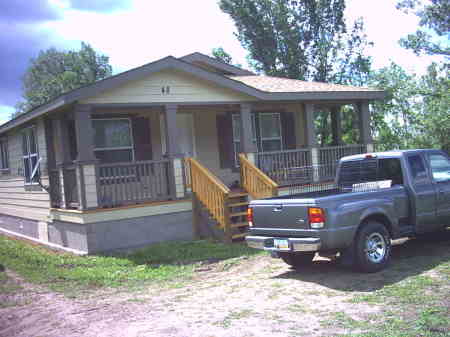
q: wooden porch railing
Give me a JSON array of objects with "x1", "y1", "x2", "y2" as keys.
[
  {"x1": 239, "y1": 154, "x2": 278, "y2": 199},
  {"x1": 63, "y1": 165, "x2": 79, "y2": 208},
  {"x1": 96, "y1": 159, "x2": 172, "y2": 208},
  {"x1": 186, "y1": 157, "x2": 232, "y2": 239}
]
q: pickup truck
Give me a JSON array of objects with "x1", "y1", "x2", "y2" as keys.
[{"x1": 246, "y1": 149, "x2": 450, "y2": 272}]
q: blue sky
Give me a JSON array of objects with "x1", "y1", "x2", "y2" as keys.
[{"x1": 0, "y1": 0, "x2": 437, "y2": 124}]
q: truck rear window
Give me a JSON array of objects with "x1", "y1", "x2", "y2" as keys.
[{"x1": 338, "y1": 158, "x2": 403, "y2": 188}]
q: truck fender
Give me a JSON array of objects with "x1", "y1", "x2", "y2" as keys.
[{"x1": 357, "y1": 204, "x2": 396, "y2": 237}]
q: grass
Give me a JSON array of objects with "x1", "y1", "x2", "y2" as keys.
[{"x1": 0, "y1": 235, "x2": 262, "y2": 294}]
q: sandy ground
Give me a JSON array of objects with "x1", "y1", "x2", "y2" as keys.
[{"x1": 1, "y1": 236, "x2": 449, "y2": 337}]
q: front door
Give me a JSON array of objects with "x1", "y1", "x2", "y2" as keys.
[{"x1": 176, "y1": 113, "x2": 195, "y2": 157}]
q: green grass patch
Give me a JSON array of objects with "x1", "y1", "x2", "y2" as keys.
[{"x1": 0, "y1": 236, "x2": 262, "y2": 294}]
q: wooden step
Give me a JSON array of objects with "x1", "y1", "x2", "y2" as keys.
[
  {"x1": 231, "y1": 222, "x2": 248, "y2": 229},
  {"x1": 229, "y1": 211, "x2": 247, "y2": 218},
  {"x1": 228, "y1": 201, "x2": 249, "y2": 207},
  {"x1": 229, "y1": 192, "x2": 248, "y2": 198},
  {"x1": 232, "y1": 232, "x2": 248, "y2": 240}
]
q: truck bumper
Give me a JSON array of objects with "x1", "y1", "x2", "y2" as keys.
[{"x1": 246, "y1": 236, "x2": 321, "y2": 252}]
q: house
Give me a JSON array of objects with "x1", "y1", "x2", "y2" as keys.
[{"x1": 0, "y1": 52, "x2": 385, "y2": 253}]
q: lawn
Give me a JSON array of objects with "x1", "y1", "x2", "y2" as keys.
[{"x1": 0, "y1": 235, "x2": 262, "y2": 294}]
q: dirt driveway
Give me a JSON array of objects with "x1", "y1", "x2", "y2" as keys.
[{"x1": 1, "y1": 235, "x2": 449, "y2": 337}]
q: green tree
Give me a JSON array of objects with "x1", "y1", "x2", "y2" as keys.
[
  {"x1": 15, "y1": 42, "x2": 112, "y2": 117},
  {"x1": 218, "y1": 0, "x2": 373, "y2": 85},
  {"x1": 212, "y1": 47, "x2": 234, "y2": 64},
  {"x1": 397, "y1": 0, "x2": 450, "y2": 56}
]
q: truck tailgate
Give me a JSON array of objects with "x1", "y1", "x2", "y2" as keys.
[{"x1": 251, "y1": 199, "x2": 313, "y2": 230}]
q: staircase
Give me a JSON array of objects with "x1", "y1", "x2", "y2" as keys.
[{"x1": 186, "y1": 156, "x2": 278, "y2": 243}]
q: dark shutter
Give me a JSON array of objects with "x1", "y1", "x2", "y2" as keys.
[
  {"x1": 216, "y1": 113, "x2": 234, "y2": 169},
  {"x1": 281, "y1": 111, "x2": 296, "y2": 150},
  {"x1": 132, "y1": 117, "x2": 152, "y2": 161}
]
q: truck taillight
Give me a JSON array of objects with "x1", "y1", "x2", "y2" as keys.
[
  {"x1": 308, "y1": 207, "x2": 325, "y2": 229},
  {"x1": 247, "y1": 207, "x2": 253, "y2": 227}
]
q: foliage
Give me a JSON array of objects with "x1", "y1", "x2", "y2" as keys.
[
  {"x1": 369, "y1": 62, "x2": 450, "y2": 152},
  {"x1": 218, "y1": 0, "x2": 373, "y2": 85},
  {"x1": 397, "y1": 0, "x2": 450, "y2": 56},
  {"x1": 15, "y1": 42, "x2": 112, "y2": 117},
  {"x1": 0, "y1": 236, "x2": 261, "y2": 294},
  {"x1": 212, "y1": 47, "x2": 234, "y2": 64}
]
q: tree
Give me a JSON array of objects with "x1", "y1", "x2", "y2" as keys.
[
  {"x1": 15, "y1": 42, "x2": 112, "y2": 117},
  {"x1": 218, "y1": 0, "x2": 373, "y2": 85},
  {"x1": 212, "y1": 47, "x2": 234, "y2": 64},
  {"x1": 397, "y1": 0, "x2": 450, "y2": 56}
]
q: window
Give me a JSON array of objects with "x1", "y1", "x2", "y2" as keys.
[
  {"x1": 429, "y1": 154, "x2": 450, "y2": 182},
  {"x1": 232, "y1": 112, "x2": 283, "y2": 165},
  {"x1": 93, "y1": 118, "x2": 134, "y2": 163},
  {"x1": 0, "y1": 138, "x2": 8, "y2": 171},
  {"x1": 22, "y1": 127, "x2": 39, "y2": 184},
  {"x1": 407, "y1": 155, "x2": 427, "y2": 182}
]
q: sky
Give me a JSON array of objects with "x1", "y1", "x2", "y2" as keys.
[{"x1": 0, "y1": 0, "x2": 437, "y2": 125}]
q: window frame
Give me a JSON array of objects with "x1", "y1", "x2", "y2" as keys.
[
  {"x1": 0, "y1": 137, "x2": 9, "y2": 172},
  {"x1": 92, "y1": 117, "x2": 135, "y2": 163},
  {"x1": 231, "y1": 112, "x2": 283, "y2": 166},
  {"x1": 22, "y1": 126, "x2": 40, "y2": 185}
]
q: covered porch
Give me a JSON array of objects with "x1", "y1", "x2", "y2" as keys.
[{"x1": 47, "y1": 98, "x2": 373, "y2": 211}]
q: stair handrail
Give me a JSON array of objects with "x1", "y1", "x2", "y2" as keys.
[
  {"x1": 186, "y1": 158, "x2": 232, "y2": 240},
  {"x1": 239, "y1": 153, "x2": 278, "y2": 199}
]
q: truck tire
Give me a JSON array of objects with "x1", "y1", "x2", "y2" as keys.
[
  {"x1": 279, "y1": 252, "x2": 315, "y2": 269},
  {"x1": 354, "y1": 221, "x2": 391, "y2": 273}
]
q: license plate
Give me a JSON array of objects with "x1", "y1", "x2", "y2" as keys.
[{"x1": 274, "y1": 239, "x2": 289, "y2": 250}]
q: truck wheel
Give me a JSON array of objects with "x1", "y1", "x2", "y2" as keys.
[
  {"x1": 354, "y1": 222, "x2": 391, "y2": 273},
  {"x1": 279, "y1": 252, "x2": 315, "y2": 269}
]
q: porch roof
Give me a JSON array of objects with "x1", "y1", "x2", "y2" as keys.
[
  {"x1": 0, "y1": 52, "x2": 385, "y2": 135},
  {"x1": 229, "y1": 75, "x2": 378, "y2": 93}
]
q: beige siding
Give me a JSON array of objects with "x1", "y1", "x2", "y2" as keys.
[
  {"x1": 81, "y1": 69, "x2": 255, "y2": 104},
  {"x1": 0, "y1": 118, "x2": 51, "y2": 221}
]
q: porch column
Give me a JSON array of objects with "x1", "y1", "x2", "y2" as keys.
[
  {"x1": 164, "y1": 104, "x2": 185, "y2": 199},
  {"x1": 330, "y1": 106, "x2": 343, "y2": 146},
  {"x1": 53, "y1": 117, "x2": 72, "y2": 208},
  {"x1": 304, "y1": 103, "x2": 319, "y2": 181},
  {"x1": 239, "y1": 103, "x2": 257, "y2": 164},
  {"x1": 356, "y1": 101, "x2": 374, "y2": 152},
  {"x1": 73, "y1": 104, "x2": 98, "y2": 210}
]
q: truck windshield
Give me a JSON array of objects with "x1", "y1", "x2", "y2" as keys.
[{"x1": 338, "y1": 158, "x2": 403, "y2": 189}]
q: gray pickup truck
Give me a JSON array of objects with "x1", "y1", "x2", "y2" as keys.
[{"x1": 246, "y1": 149, "x2": 450, "y2": 272}]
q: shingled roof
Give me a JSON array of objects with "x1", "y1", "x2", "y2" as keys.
[{"x1": 229, "y1": 75, "x2": 377, "y2": 93}]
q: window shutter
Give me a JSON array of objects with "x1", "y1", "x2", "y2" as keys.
[
  {"x1": 132, "y1": 117, "x2": 152, "y2": 161},
  {"x1": 216, "y1": 113, "x2": 234, "y2": 169},
  {"x1": 281, "y1": 111, "x2": 296, "y2": 150}
]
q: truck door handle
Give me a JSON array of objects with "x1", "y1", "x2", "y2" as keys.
[{"x1": 273, "y1": 205, "x2": 283, "y2": 212}]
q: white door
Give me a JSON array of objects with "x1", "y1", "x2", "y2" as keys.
[{"x1": 177, "y1": 113, "x2": 195, "y2": 157}]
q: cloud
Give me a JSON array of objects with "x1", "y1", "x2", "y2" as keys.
[
  {"x1": 0, "y1": 0, "x2": 60, "y2": 22},
  {"x1": 69, "y1": 0, "x2": 131, "y2": 13},
  {"x1": 0, "y1": 1, "x2": 61, "y2": 107}
]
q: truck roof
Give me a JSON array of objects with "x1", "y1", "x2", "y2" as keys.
[{"x1": 340, "y1": 149, "x2": 436, "y2": 162}]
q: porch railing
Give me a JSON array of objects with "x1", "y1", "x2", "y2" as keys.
[
  {"x1": 187, "y1": 157, "x2": 231, "y2": 233},
  {"x1": 49, "y1": 169, "x2": 62, "y2": 208},
  {"x1": 96, "y1": 159, "x2": 172, "y2": 208},
  {"x1": 63, "y1": 165, "x2": 79, "y2": 208},
  {"x1": 255, "y1": 148, "x2": 311, "y2": 186},
  {"x1": 239, "y1": 154, "x2": 278, "y2": 199},
  {"x1": 255, "y1": 144, "x2": 367, "y2": 186}
]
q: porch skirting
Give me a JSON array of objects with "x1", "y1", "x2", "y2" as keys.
[{"x1": 0, "y1": 200, "x2": 196, "y2": 254}]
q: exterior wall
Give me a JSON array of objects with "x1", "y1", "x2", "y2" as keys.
[
  {"x1": 0, "y1": 118, "x2": 51, "y2": 221},
  {"x1": 81, "y1": 69, "x2": 254, "y2": 104},
  {"x1": 293, "y1": 104, "x2": 307, "y2": 147}
]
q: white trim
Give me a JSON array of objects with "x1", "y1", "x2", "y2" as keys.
[
  {"x1": 0, "y1": 227, "x2": 88, "y2": 255},
  {"x1": 160, "y1": 112, "x2": 167, "y2": 155}
]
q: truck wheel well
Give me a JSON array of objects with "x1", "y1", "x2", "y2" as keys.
[{"x1": 359, "y1": 214, "x2": 393, "y2": 237}]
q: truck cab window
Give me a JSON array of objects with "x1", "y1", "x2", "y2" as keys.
[
  {"x1": 407, "y1": 155, "x2": 427, "y2": 182},
  {"x1": 378, "y1": 159, "x2": 403, "y2": 185},
  {"x1": 429, "y1": 154, "x2": 450, "y2": 182}
]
